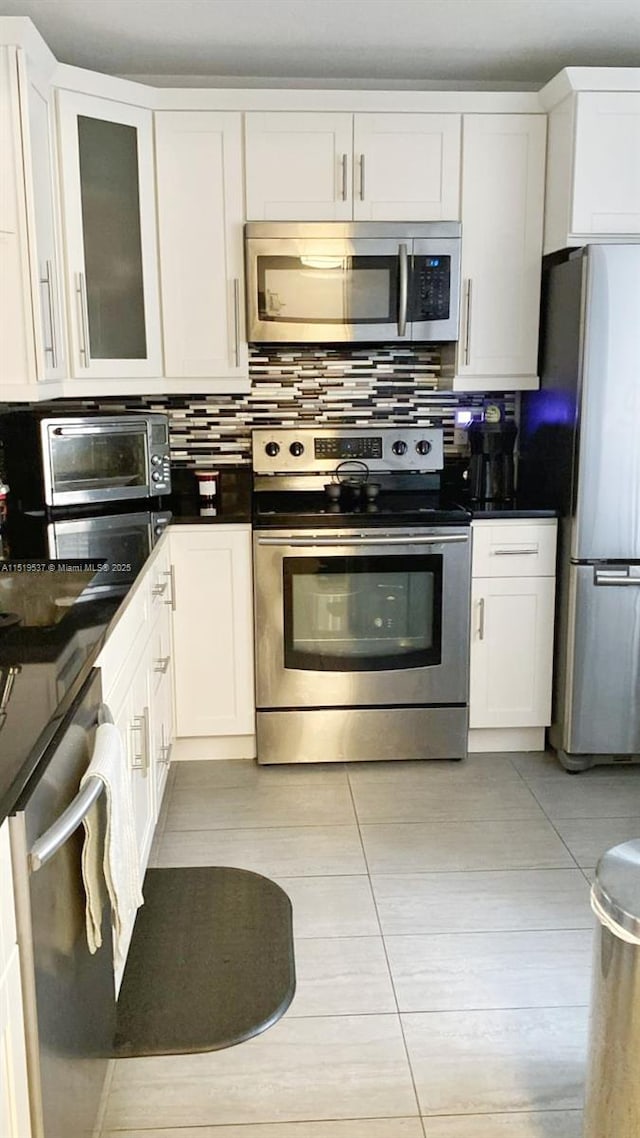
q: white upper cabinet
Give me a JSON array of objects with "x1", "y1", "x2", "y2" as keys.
[
  {"x1": 16, "y1": 50, "x2": 67, "y2": 385},
  {"x1": 454, "y1": 113, "x2": 546, "y2": 390},
  {"x1": 245, "y1": 111, "x2": 461, "y2": 222},
  {"x1": 245, "y1": 112, "x2": 353, "y2": 221},
  {"x1": 353, "y1": 113, "x2": 460, "y2": 220},
  {"x1": 0, "y1": 44, "x2": 66, "y2": 395},
  {"x1": 155, "y1": 111, "x2": 248, "y2": 387},
  {"x1": 57, "y1": 90, "x2": 162, "y2": 379},
  {"x1": 544, "y1": 90, "x2": 640, "y2": 252}
]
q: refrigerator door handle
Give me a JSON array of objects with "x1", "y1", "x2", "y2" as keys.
[{"x1": 594, "y1": 568, "x2": 640, "y2": 587}]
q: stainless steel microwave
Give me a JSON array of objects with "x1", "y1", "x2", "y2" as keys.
[
  {"x1": 0, "y1": 411, "x2": 171, "y2": 510},
  {"x1": 245, "y1": 222, "x2": 461, "y2": 343}
]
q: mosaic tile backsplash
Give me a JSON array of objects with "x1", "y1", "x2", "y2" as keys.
[{"x1": 1, "y1": 345, "x2": 516, "y2": 468}]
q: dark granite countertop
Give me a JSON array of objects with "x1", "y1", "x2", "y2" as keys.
[
  {"x1": 465, "y1": 502, "x2": 558, "y2": 519},
  {"x1": 0, "y1": 466, "x2": 253, "y2": 823}
]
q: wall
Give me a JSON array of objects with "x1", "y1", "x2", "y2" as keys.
[{"x1": 0, "y1": 345, "x2": 515, "y2": 468}]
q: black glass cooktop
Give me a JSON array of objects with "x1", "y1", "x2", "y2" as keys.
[{"x1": 253, "y1": 490, "x2": 471, "y2": 529}]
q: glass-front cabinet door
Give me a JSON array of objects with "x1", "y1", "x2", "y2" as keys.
[{"x1": 57, "y1": 90, "x2": 162, "y2": 379}]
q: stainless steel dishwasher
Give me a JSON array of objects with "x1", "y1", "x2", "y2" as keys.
[{"x1": 9, "y1": 668, "x2": 116, "y2": 1138}]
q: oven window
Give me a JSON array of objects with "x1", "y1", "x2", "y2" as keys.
[
  {"x1": 257, "y1": 256, "x2": 399, "y2": 324},
  {"x1": 48, "y1": 430, "x2": 148, "y2": 496},
  {"x1": 283, "y1": 555, "x2": 442, "y2": 672}
]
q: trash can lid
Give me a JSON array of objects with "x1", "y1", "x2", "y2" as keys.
[{"x1": 593, "y1": 839, "x2": 640, "y2": 940}]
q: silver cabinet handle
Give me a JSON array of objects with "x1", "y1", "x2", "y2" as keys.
[
  {"x1": 131, "y1": 707, "x2": 149, "y2": 772},
  {"x1": 257, "y1": 533, "x2": 469, "y2": 548},
  {"x1": 595, "y1": 570, "x2": 640, "y2": 587},
  {"x1": 165, "y1": 566, "x2": 176, "y2": 611},
  {"x1": 154, "y1": 655, "x2": 171, "y2": 674},
  {"x1": 478, "y1": 597, "x2": 485, "y2": 641},
  {"x1": 340, "y1": 153, "x2": 348, "y2": 201},
  {"x1": 159, "y1": 722, "x2": 172, "y2": 765},
  {"x1": 152, "y1": 579, "x2": 168, "y2": 598},
  {"x1": 463, "y1": 278, "x2": 472, "y2": 365},
  {"x1": 398, "y1": 243, "x2": 409, "y2": 337},
  {"x1": 40, "y1": 260, "x2": 58, "y2": 368},
  {"x1": 76, "y1": 271, "x2": 91, "y2": 367},
  {"x1": 232, "y1": 277, "x2": 241, "y2": 367},
  {"x1": 492, "y1": 547, "x2": 539, "y2": 556},
  {"x1": 359, "y1": 154, "x2": 365, "y2": 201}
]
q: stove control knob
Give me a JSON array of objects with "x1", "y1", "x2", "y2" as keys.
[
  {"x1": 265, "y1": 441, "x2": 280, "y2": 457},
  {"x1": 392, "y1": 440, "x2": 408, "y2": 456},
  {"x1": 416, "y1": 439, "x2": 432, "y2": 456},
  {"x1": 289, "y1": 441, "x2": 304, "y2": 457}
]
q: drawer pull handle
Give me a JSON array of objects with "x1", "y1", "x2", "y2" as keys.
[
  {"x1": 478, "y1": 597, "x2": 485, "y2": 641},
  {"x1": 131, "y1": 708, "x2": 149, "y2": 772},
  {"x1": 492, "y1": 546, "x2": 539, "y2": 556},
  {"x1": 154, "y1": 655, "x2": 171, "y2": 674},
  {"x1": 152, "y1": 580, "x2": 168, "y2": 597}
]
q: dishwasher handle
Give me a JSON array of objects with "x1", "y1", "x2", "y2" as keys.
[{"x1": 29, "y1": 703, "x2": 114, "y2": 872}]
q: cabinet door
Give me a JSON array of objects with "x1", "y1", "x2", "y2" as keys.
[
  {"x1": 19, "y1": 57, "x2": 66, "y2": 382},
  {"x1": 353, "y1": 113, "x2": 460, "y2": 221},
  {"x1": 171, "y1": 526, "x2": 255, "y2": 737},
  {"x1": 0, "y1": 47, "x2": 37, "y2": 389},
  {"x1": 245, "y1": 112, "x2": 353, "y2": 221},
  {"x1": 57, "y1": 90, "x2": 161, "y2": 379},
  {"x1": 469, "y1": 575, "x2": 555, "y2": 729},
  {"x1": 455, "y1": 114, "x2": 546, "y2": 389},
  {"x1": 0, "y1": 822, "x2": 32, "y2": 1138},
  {"x1": 149, "y1": 603, "x2": 174, "y2": 811},
  {"x1": 155, "y1": 112, "x2": 247, "y2": 384},
  {"x1": 572, "y1": 93, "x2": 640, "y2": 235}
]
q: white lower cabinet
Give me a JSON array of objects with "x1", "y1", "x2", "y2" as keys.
[
  {"x1": 469, "y1": 519, "x2": 557, "y2": 752},
  {"x1": 0, "y1": 821, "x2": 32, "y2": 1138},
  {"x1": 96, "y1": 535, "x2": 174, "y2": 987},
  {"x1": 170, "y1": 526, "x2": 255, "y2": 752}
]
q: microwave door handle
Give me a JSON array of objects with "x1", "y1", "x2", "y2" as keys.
[{"x1": 398, "y1": 243, "x2": 409, "y2": 337}]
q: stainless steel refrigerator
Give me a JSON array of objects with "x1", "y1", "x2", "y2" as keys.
[{"x1": 521, "y1": 244, "x2": 640, "y2": 771}]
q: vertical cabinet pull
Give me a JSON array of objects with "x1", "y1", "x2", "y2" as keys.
[
  {"x1": 232, "y1": 278, "x2": 241, "y2": 367},
  {"x1": 359, "y1": 154, "x2": 366, "y2": 201},
  {"x1": 165, "y1": 566, "x2": 176, "y2": 611},
  {"x1": 463, "y1": 279, "x2": 473, "y2": 366},
  {"x1": 478, "y1": 597, "x2": 485, "y2": 641},
  {"x1": 76, "y1": 271, "x2": 91, "y2": 367},
  {"x1": 131, "y1": 707, "x2": 149, "y2": 772},
  {"x1": 40, "y1": 260, "x2": 58, "y2": 368},
  {"x1": 159, "y1": 723, "x2": 172, "y2": 765},
  {"x1": 340, "y1": 153, "x2": 348, "y2": 201}
]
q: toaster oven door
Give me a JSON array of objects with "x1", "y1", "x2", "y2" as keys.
[{"x1": 43, "y1": 420, "x2": 151, "y2": 507}]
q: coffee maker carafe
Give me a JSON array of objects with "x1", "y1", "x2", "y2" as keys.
[{"x1": 467, "y1": 418, "x2": 517, "y2": 502}]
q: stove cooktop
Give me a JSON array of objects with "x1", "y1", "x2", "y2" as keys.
[{"x1": 253, "y1": 490, "x2": 471, "y2": 529}]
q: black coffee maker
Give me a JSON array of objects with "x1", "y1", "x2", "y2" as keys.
[{"x1": 467, "y1": 417, "x2": 517, "y2": 502}]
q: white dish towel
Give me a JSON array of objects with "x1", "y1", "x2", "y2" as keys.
[{"x1": 80, "y1": 721, "x2": 144, "y2": 962}]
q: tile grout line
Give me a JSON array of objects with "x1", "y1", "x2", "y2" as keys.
[
  {"x1": 507, "y1": 753, "x2": 593, "y2": 876},
  {"x1": 344, "y1": 764, "x2": 427, "y2": 1136}
]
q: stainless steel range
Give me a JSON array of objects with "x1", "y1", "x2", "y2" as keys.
[{"x1": 252, "y1": 427, "x2": 471, "y2": 764}]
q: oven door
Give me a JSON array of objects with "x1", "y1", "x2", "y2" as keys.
[
  {"x1": 246, "y1": 237, "x2": 410, "y2": 343},
  {"x1": 254, "y1": 528, "x2": 471, "y2": 708},
  {"x1": 43, "y1": 419, "x2": 152, "y2": 507}
]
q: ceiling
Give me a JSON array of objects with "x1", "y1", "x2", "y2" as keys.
[{"x1": 2, "y1": 0, "x2": 639, "y2": 88}]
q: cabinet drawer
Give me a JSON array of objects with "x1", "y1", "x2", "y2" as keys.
[{"x1": 472, "y1": 521, "x2": 557, "y2": 578}]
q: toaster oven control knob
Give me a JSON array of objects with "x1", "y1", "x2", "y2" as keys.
[
  {"x1": 392, "y1": 440, "x2": 408, "y2": 456},
  {"x1": 416, "y1": 439, "x2": 432, "y2": 455},
  {"x1": 265, "y1": 441, "x2": 280, "y2": 457},
  {"x1": 289, "y1": 441, "x2": 304, "y2": 457},
  {"x1": 151, "y1": 454, "x2": 162, "y2": 465},
  {"x1": 151, "y1": 471, "x2": 162, "y2": 482}
]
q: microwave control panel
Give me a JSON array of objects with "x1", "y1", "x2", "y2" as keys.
[{"x1": 412, "y1": 256, "x2": 451, "y2": 321}]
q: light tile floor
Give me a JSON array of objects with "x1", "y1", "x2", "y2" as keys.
[{"x1": 101, "y1": 750, "x2": 640, "y2": 1137}]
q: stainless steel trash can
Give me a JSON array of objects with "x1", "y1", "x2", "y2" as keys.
[{"x1": 584, "y1": 839, "x2": 640, "y2": 1138}]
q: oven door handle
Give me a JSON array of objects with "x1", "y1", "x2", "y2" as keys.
[
  {"x1": 51, "y1": 424, "x2": 147, "y2": 437},
  {"x1": 256, "y1": 533, "x2": 469, "y2": 548}
]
